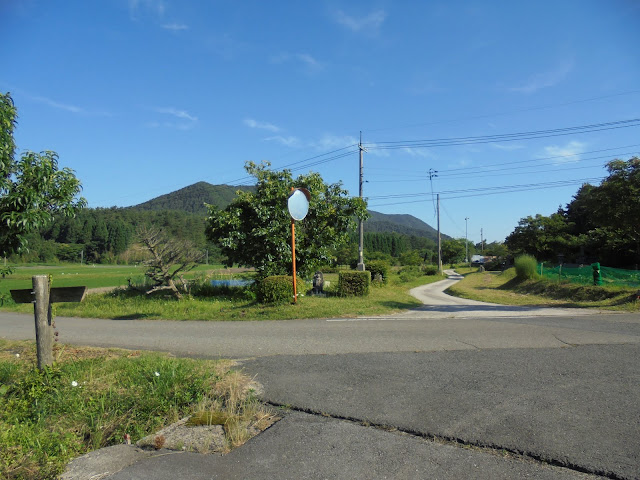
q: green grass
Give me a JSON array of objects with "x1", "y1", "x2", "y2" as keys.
[
  {"x1": 0, "y1": 265, "x2": 445, "y2": 320},
  {"x1": 446, "y1": 268, "x2": 640, "y2": 311},
  {"x1": 0, "y1": 339, "x2": 276, "y2": 480}
]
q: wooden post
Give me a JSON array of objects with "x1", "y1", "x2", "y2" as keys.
[
  {"x1": 33, "y1": 275, "x2": 53, "y2": 370},
  {"x1": 291, "y1": 218, "x2": 298, "y2": 303}
]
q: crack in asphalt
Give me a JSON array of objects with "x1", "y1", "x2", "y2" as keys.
[{"x1": 266, "y1": 401, "x2": 627, "y2": 480}]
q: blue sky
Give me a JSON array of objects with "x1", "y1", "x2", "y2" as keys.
[{"x1": 2, "y1": 0, "x2": 639, "y2": 244}]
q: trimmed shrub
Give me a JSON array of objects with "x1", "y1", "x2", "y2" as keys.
[
  {"x1": 256, "y1": 275, "x2": 295, "y2": 304},
  {"x1": 423, "y1": 264, "x2": 438, "y2": 276},
  {"x1": 514, "y1": 254, "x2": 538, "y2": 280},
  {"x1": 338, "y1": 271, "x2": 371, "y2": 297},
  {"x1": 366, "y1": 260, "x2": 390, "y2": 283}
]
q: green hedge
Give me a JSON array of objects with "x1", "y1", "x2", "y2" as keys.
[
  {"x1": 366, "y1": 260, "x2": 390, "y2": 283},
  {"x1": 423, "y1": 264, "x2": 438, "y2": 276},
  {"x1": 256, "y1": 275, "x2": 296, "y2": 304},
  {"x1": 338, "y1": 271, "x2": 371, "y2": 297}
]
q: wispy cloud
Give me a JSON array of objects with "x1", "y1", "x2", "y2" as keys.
[
  {"x1": 150, "y1": 106, "x2": 197, "y2": 129},
  {"x1": 264, "y1": 135, "x2": 301, "y2": 147},
  {"x1": 491, "y1": 143, "x2": 526, "y2": 151},
  {"x1": 333, "y1": 9, "x2": 387, "y2": 32},
  {"x1": 129, "y1": 0, "x2": 166, "y2": 19},
  {"x1": 270, "y1": 52, "x2": 324, "y2": 73},
  {"x1": 31, "y1": 95, "x2": 84, "y2": 114},
  {"x1": 543, "y1": 140, "x2": 586, "y2": 164},
  {"x1": 510, "y1": 61, "x2": 574, "y2": 94},
  {"x1": 161, "y1": 23, "x2": 188, "y2": 32},
  {"x1": 244, "y1": 118, "x2": 281, "y2": 133}
]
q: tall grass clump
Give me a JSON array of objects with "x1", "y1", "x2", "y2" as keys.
[{"x1": 514, "y1": 254, "x2": 538, "y2": 280}]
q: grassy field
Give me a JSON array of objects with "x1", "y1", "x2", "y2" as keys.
[
  {"x1": 0, "y1": 339, "x2": 277, "y2": 480},
  {"x1": 0, "y1": 264, "x2": 446, "y2": 320},
  {"x1": 0, "y1": 264, "x2": 229, "y2": 295},
  {"x1": 447, "y1": 267, "x2": 640, "y2": 311}
]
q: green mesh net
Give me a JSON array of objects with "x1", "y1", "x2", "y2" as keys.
[{"x1": 538, "y1": 264, "x2": 640, "y2": 287}]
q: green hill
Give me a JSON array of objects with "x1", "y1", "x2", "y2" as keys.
[{"x1": 131, "y1": 181, "x2": 445, "y2": 241}]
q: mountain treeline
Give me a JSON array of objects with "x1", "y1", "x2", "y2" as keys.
[{"x1": 505, "y1": 157, "x2": 640, "y2": 267}]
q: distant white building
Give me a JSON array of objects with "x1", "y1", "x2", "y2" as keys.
[{"x1": 471, "y1": 255, "x2": 485, "y2": 264}]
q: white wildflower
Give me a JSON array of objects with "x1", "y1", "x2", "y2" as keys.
[
  {"x1": 71, "y1": 381, "x2": 78, "y2": 387},
  {"x1": 154, "y1": 371, "x2": 160, "y2": 377},
  {"x1": 15, "y1": 353, "x2": 20, "y2": 358}
]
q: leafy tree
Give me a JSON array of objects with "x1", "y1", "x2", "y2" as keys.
[
  {"x1": 441, "y1": 238, "x2": 467, "y2": 264},
  {"x1": 0, "y1": 92, "x2": 86, "y2": 257},
  {"x1": 206, "y1": 161, "x2": 368, "y2": 277}
]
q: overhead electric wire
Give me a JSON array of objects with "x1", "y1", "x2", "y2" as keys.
[
  {"x1": 362, "y1": 90, "x2": 640, "y2": 133},
  {"x1": 364, "y1": 118, "x2": 640, "y2": 150},
  {"x1": 368, "y1": 177, "x2": 605, "y2": 207}
]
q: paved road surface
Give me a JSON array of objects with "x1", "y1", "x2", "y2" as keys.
[{"x1": 1, "y1": 273, "x2": 638, "y2": 479}]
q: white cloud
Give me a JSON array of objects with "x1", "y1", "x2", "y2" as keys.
[
  {"x1": 161, "y1": 23, "x2": 189, "y2": 31},
  {"x1": 491, "y1": 143, "x2": 526, "y2": 151},
  {"x1": 31, "y1": 95, "x2": 84, "y2": 114},
  {"x1": 543, "y1": 141, "x2": 586, "y2": 164},
  {"x1": 264, "y1": 135, "x2": 301, "y2": 147},
  {"x1": 244, "y1": 118, "x2": 281, "y2": 133},
  {"x1": 333, "y1": 9, "x2": 387, "y2": 32},
  {"x1": 270, "y1": 52, "x2": 324, "y2": 73},
  {"x1": 155, "y1": 107, "x2": 197, "y2": 122},
  {"x1": 150, "y1": 107, "x2": 197, "y2": 129},
  {"x1": 510, "y1": 61, "x2": 574, "y2": 94},
  {"x1": 129, "y1": 0, "x2": 166, "y2": 19},
  {"x1": 311, "y1": 134, "x2": 358, "y2": 150}
]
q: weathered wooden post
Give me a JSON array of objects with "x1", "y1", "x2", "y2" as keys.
[
  {"x1": 11, "y1": 277, "x2": 87, "y2": 371},
  {"x1": 33, "y1": 275, "x2": 53, "y2": 369}
]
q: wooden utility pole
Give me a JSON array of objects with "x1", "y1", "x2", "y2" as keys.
[
  {"x1": 437, "y1": 194, "x2": 442, "y2": 274},
  {"x1": 357, "y1": 131, "x2": 365, "y2": 271}
]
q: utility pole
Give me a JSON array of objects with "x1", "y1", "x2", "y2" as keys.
[
  {"x1": 357, "y1": 131, "x2": 365, "y2": 271},
  {"x1": 481, "y1": 228, "x2": 484, "y2": 253},
  {"x1": 437, "y1": 193, "x2": 442, "y2": 274},
  {"x1": 465, "y1": 216, "x2": 469, "y2": 264}
]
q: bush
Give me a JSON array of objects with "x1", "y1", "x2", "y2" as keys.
[
  {"x1": 256, "y1": 275, "x2": 296, "y2": 304},
  {"x1": 514, "y1": 255, "x2": 538, "y2": 280},
  {"x1": 366, "y1": 260, "x2": 390, "y2": 283},
  {"x1": 338, "y1": 271, "x2": 371, "y2": 296},
  {"x1": 423, "y1": 264, "x2": 438, "y2": 276},
  {"x1": 398, "y1": 266, "x2": 422, "y2": 283}
]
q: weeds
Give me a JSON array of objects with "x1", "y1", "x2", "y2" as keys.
[{"x1": 0, "y1": 340, "x2": 273, "y2": 479}]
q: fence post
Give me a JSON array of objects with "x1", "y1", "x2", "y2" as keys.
[{"x1": 33, "y1": 275, "x2": 53, "y2": 370}]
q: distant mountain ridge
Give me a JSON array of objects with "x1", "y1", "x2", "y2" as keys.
[{"x1": 131, "y1": 181, "x2": 445, "y2": 240}]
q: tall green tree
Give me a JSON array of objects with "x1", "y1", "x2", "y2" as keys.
[
  {"x1": 206, "y1": 161, "x2": 368, "y2": 277},
  {"x1": 0, "y1": 92, "x2": 86, "y2": 256}
]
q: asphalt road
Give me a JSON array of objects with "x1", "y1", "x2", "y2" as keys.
[{"x1": 2, "y1": 274, "x2": 639, "y2": 479}]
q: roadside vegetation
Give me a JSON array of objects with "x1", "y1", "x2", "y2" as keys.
[
  {"x1": 0, "y1": 265, "x2": 445, "y2": 320},
  {"x1": 0, "y1": 339, "x2": 277, "y2": 480},
  {"x1": 446, "y1": 267, "x2": 639, "y2": 311}
]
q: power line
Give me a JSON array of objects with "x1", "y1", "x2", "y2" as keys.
[
  {"x1": 364, "y1": 118, "x2": 640, "y2": 150},
  {"x1": 368, "y1": 177, "x2": 604, "y2": 205},
  {"x1": 362, "y1": 90, "x2": 640, "y2": 133}
]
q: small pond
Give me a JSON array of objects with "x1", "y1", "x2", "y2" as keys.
[{"x1": 210, "y1": 279, "x2": 254, "y2": 287}]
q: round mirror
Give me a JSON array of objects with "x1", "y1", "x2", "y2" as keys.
[{"x1": 288, "y1": 188, "x2": 310, "y2": 220}]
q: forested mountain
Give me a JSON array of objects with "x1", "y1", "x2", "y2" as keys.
[
  {"x1": 133, "y1": 182, "x2": 254, "y2": 214},
  {"x1": 11, "y1": 182, "x2": 446, "y2": 264},
  {"x1": 132, "y1": 182, "x2": 443, "y2": 241}
]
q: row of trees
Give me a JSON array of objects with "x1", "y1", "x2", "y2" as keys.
[{"x1": 506, "y1": 157, "x2": 640, "y2": 267}]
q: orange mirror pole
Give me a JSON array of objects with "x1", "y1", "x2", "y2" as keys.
[{"x1": 291, "y1": 217, "x2": 297, "y2": 303}]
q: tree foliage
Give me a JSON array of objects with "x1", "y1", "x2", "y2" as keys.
[
  {"x1": 206, "y1": 161, "x2": 368, "y2": 277},
  {"x1": 0, "y1": 92, "x2": 86, "y2": 257},
  {"x1": 505, "y1": 157, "x2": 640, "y2": 266}
]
